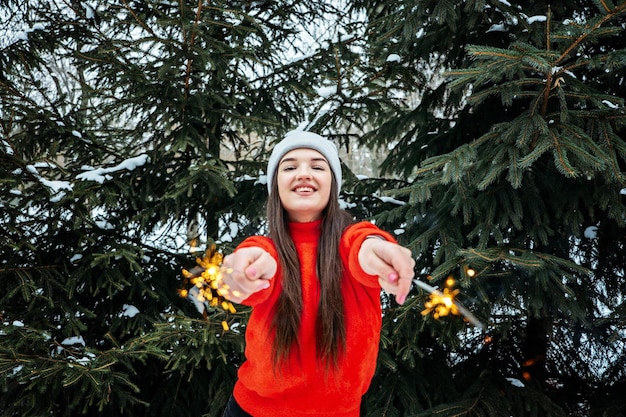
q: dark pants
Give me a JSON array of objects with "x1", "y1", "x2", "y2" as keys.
[{"x1": 222, "y1": 396, "x2": 253, "y2": 417}]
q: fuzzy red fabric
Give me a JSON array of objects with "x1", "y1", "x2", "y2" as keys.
[{"x1": 232, "y1": 220, "x2": 395, "y2": 417}]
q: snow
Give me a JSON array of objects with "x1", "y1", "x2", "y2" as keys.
[
  {"x1": 316, "y1": 85, "x2": 338, "y2": 97},
  {"x1": 2, "y1": 139, "x2": 13, "y2": 155},
  {"x1": 219, "y1": 221, "x2": 239, "y2": 243},
  {"x1": 25, "y1": 164, "x2": 72, "y2": 195},
  {"x1": 338, "y1": 32, "x2": 356, "y2": 42},
  {"x1": 486, "y1": 10, "x2": 546, "y2": 34},
  {"x1": 61, "y1": 335, "x2": 86, "y2": 346},
  {"x1": 506, "y1": 377, "x2": 525, "y2": 388},
  {"x1": 386, "y1": 54, "x2": 401, "y2": 63},
  {"x1": 69, "y1": 254, "x2": 83, "y2": 263},
  {"x1": 486, "y1": 24, "x2": 506, "y2": 33},
  {"x1": 228, "y1": 222, "x2": 239, "y2": 239},
  {"x1": 339, "y1": 199, "x2": 357, "y2": 210},
  {"x1": 255, "y1": 173, "x2": 268, "y2": 186},
  {"x1": 10, "y1": 365, "x2": 23, "y2": 376},
  {"x1": 76, "y1": 154, "x2": 150, "y2": 183},
  {"x1": 602, "y1": 100, "x2": 619, "y2": 109},
  {"x1": 584, "y1": 226, "x2": 598, "y2": 239},
  {"x1": 14, "y1": 155, "x2": 149, "y2": 202},
  {"x1": 72, "y1": 352, "x2": 96, "y2": 365},
  {"x1": 234, "y1": 174, "x2": 255, "y2": 182},
  {"x1": 40, "y1": 179, "x2": 73, "y2": 194},
  {"x1": 56, "y1": 335, "x2": 96, "y2": 365},
  {"x1": 120, "y1": 304, "x2": 140, "y2": 318},
  {"x1": 82, "y1": 2, "x2": 95, "y2": 19},
  {"x1": 95, "y1": 219, "x2": 115, "y2": 230},
  {"x1": 8, "y1": 23, "x2": 46, "y2": 44},
  {"x1": 378, "y1": 196, "x2": 405, "y2": 206},
  {"x1": 527, "y1": 15, "x2": 547, "y2": 24},
  {"x1": 187, "y1": 286, "x2": 206, "y2": 314}
]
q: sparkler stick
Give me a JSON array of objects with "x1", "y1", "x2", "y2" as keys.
[{"x1": 413, "y1": 279, "x2": 485, "y2": 329}]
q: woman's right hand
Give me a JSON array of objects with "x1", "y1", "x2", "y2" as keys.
[{"x1": 221, "y1": 247, "x2": 277, "y2": 303}]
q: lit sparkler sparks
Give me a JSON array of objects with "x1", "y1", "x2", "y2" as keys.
[
  {"x1": 413, "y1": 278, "x2": 485, "y2": 329},
  {"x1": 180, "y1": 246, "x2": 484, "y2": 330},
  {"x1": 179, "y1": 245, "x2": 237, "y2": 330}
]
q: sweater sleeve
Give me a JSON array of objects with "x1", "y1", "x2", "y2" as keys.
[
  {"x1": 233, "y1": 236, "x2": 279, "y2": 307},
  {"x1": 340, "y1": 221, "x2": 397, "y2": 288}
]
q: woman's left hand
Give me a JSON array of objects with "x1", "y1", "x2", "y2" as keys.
[{"x1": 358, "y1": 238, "x2": 415, "y2": 304}]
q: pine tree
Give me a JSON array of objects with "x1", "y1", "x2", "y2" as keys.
[
  {"x1": 0, "y1": 1, "x2": 349, "y2": 416},
  {"x1": 333, "y1": 1, "x2": 626, "y2": 416},
  {"x1": 3, "y1": 1, "x2": 625, "y2": 416}
]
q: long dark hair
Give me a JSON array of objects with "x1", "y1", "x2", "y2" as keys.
[{"x1": 267, "y1": 173, "x2": 353, "y2": 368}]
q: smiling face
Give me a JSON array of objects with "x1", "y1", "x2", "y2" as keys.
[{"x1": 276, "y1": 148, "x2": 333, "y2": 222}]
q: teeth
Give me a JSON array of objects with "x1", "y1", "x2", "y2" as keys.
[{"x1": 295, "y1": 187, "x2": 314, "y2": 192}]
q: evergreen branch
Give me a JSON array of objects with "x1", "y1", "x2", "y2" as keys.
[
  {"x1": 469, "y1": 49, "x2": 519, "y2": 61},
  {"x1": 555, "y1": 59, "x2": 591, "y2": 76},
  {"x1": 476, "y1": 163, "x2": 505, "y2": 191},
  {"x1": 550, "y1": 129, "x2": 578, "y2": 177},
  {"x1": 467, "y1": 79, "x2": 544, "y2": 107},
  {"x1": 519, "y1": 113, "x2": 549, "y2": 148},
  {"x1": 540, "y1": 69, "x2": 552, "y2": 120},
  {"x1": 598, "y1": 0, "x2": 615, "y2": 13},
  {"x1": 414, "y1": 140, "x2": 486, "y2": 179},
  {"x1": 555, "y1": 1, "x2": 626, "y2": 66},
  {"x1": 0, "y1": 264, "x2": 63, "y2": 274},
  {"x1": 597, "y1": 120, "x2": 626, "y2": 181},
  {"x1": 182, "y1": 0, "x2": 204, "y2": 102},
  {"x1": 460, "y1": 248, "x2": 590, "y2": 276},
  {"x1": 462, "y1": 248, "x2": 542, "y2": 267},
  {"x1": 407, "y1": 177, "x2": 440, "y2": 203},
  {"x1": 120, "y1": 0, "x2": 156, "y2": 37},
  {"x1": 445, "y1": 68, "x2": 482, "y2": 89},
  {"x1": 558, "y1": 123, "x2": 609, "y2": 164},
  {"x1": 546, "y1": 6, "x2": 552, "y2": 52}
]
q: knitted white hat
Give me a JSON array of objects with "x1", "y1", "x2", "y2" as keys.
[{"x1": 266, "y1": 131, "x2": 342, "y2": 195}]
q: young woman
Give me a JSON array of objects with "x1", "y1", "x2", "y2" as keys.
[{"x1": 221, "y1": 131, "x2": 415, "y2": 417}]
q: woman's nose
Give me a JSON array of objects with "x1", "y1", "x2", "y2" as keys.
[{"x1": 295, "y1": 166, "x2": 312, "y2": 179}]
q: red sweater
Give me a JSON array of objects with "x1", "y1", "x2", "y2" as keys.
[{"x1": 232, "y1": 220, "x2": 395, "y2": 417}]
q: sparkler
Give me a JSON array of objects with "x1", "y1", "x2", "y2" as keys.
[
  {"x1": 180, "y1": 245, "x2": 484, "y2": 330},
  {"x1": 179, "y1": 245, "x2": 238, "y2": 330},
  {"x1": 414, "y1": 278, "x2": 485, "y2": 329}
]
